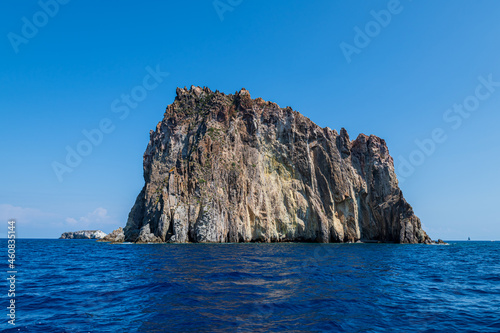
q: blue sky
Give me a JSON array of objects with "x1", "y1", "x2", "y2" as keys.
[{"x1": 1, "y1": 0, "x2": 499, "y2": 240}]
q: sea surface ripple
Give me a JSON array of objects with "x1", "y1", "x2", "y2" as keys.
[{"x1": 1, "y1": 240, "x2": 499, "y2": 332}]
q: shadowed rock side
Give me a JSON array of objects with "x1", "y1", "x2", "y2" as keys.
[{"x1": 123, "y1": 86, "x2": 431, "y2": 244}]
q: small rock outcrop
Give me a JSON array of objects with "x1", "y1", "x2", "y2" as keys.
[
  {"x1": 60, "y1": 230, "x2": 107, "y2": 240},
  {"x1": 122, "y1": 86, "x2": 431, "y2": 244},
  {"x1": 99, "y1": 227, "x2": 125, "y2": 243}
]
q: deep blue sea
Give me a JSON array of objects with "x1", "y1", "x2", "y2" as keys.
[{"x1": 1, "y1": 240, "x2": 499, "y2": 332}]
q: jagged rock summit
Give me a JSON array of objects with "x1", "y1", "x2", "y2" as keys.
[{"x1": 120, "y1": 86, "x2": 431, "y2": 244}]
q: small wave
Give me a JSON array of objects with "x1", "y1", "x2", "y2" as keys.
[{"x1": 12, "y1": 239, "x2": 500, "y2": 332}]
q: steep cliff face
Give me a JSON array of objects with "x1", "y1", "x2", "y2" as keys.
[{"x1": 123, "y1": 86, "x2": 431, "y2": 244}]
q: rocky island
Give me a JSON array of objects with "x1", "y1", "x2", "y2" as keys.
[
  {"x1": 60, "y1": 230, "x2": 107, "y2": 239},
  {"x1": 105, "y1": 86, "x2": 431, "y2": 244},
  {"x1": 98, "y1": 227, "x2": 125, "y2": 243}
]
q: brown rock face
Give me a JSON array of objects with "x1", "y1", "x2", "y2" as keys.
[
  {"x1": 99, "y1": 227, "x2": 125, "y2": 243},
  {"x1": 123, "y1": 86, "x2": 431, "y2": 244}
]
